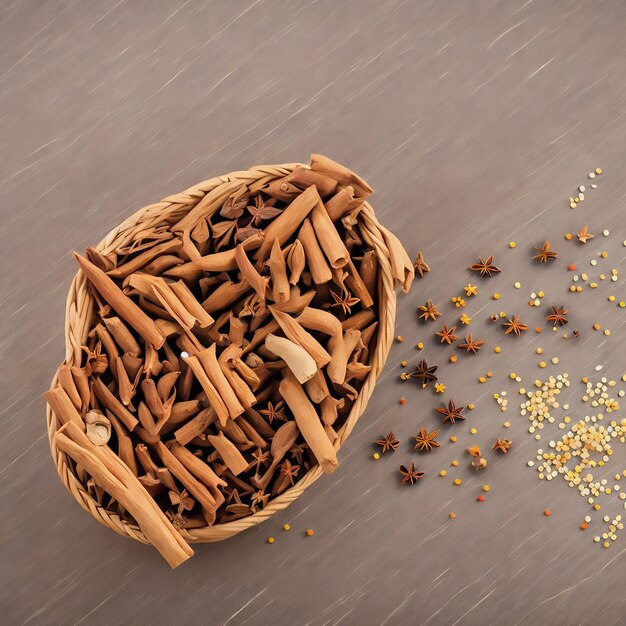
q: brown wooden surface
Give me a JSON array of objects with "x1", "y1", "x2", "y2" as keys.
[{"x1": 1, "y1": 1, "x2": 625, "y2": 624}]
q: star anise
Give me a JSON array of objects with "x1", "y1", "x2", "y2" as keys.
[
  {"x1": 330, "y1": 288, "x2": 360, "y2": 315},
  {"x1": 577, "y1": 226, "x2": 594, "y2": 244},
  {"x1": 436, "y1": 323, "x2": 458, "y2": 344},
  {"x1": 247, "y1": 196, "x2": 283, "y2": 227},
  {"x1": 83, "y1": 341, "x2": 108, "y2": 376},
  {"x1": 436, "y1": 400, "x2": 465, "y2": 424},
  {"x1": 533, "y1": 241, "x2": 557, "y2": 263},
  {"x1": 492, "y1": 438, "x2": 512, "y2": 454},
  {"x1": 503, "y1": 315, "x2": 528, "y2": 336},
  {"x1": 418, "y1": 299, "x2": 442, "y2": 321},
  {"x1": 458, "y1": 333, "x2": 485, "y2": 354},
  {"x1": 169, "y1": 489, "x2": 195, "y2": 515},
  {"x1": 250, "y1": 447, "x2": 270, "y2": 470},
  {"x1": 399, "y1": 463, "x2": 425, "y2": 485},
  {"x1": 470, "y1": 256, "x2": 501, "y2": 277},
  {"x1": 413, "y1": 428, "x2": 440, "y2": 452},
  {"x1": 374, "y1": 431, "x2": 400, "y2": 453},
  {"x1": 250, "y1": 489, "x2": 270, "y2": 511},
  {"x1": 414, "y1": 251, "x2": 430, "y2": 278},
  {"x1": 220, "y1": 191, "x2": 249, "y2": 219},
  {"x1": 260, "y1": 400, "x2": 286, "y2": 424},
  {"x1": 290, "y1": 443, "x2": 307, "y2": 464},
  {"x1": 279, "y1": 458, "x2": 300, "y2": 485},
  {"x1": 411, "y1": 359, "x2": 439, "y2": 387},
  {"x1": 547, "y1": 306, "x2": 568, "y2": 326}
]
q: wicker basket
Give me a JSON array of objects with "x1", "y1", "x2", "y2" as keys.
[{"x1": 46, "y1": 161, "x2": 412, "y2": 548}]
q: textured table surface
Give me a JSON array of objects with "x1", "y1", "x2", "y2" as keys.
[{"x1": 1, "y1": 1, "x2": 625, "y2": 624}]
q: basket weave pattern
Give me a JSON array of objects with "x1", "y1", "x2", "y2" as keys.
[{"x1": 46, "y1": 163, "x2": 402, "y2": 544}]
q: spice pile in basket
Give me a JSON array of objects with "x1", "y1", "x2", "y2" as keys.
[{"x1": 45, "y1": 155, "x2": 414, "y2": 567}]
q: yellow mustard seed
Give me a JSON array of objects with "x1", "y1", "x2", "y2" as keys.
[
  {"x1": 565, "y1": 233, "x2": 573, "y2": 240},
  {"x1": 576, "y1": 286, "x2": 583, "y2": 292},
  {"x1": 493, "y1": 293, "x2": 500, "y2": 300},
  {"x1": 608, "y1": 295, "x2": 616, "y2": 302},
  {"x1": 595, "y1": 167, "x2": 602, "y2": 174},
  {"x1": 551, "y1": 357, "x2": 559, "y2": 364},
  {"x1": 509, "y1": 372, "x2": 517, "y2": 379},
  {"x1": 601, "y1": 251, "x2": 608, "y2": 258},
  {"x1": 283, "y1": 523, "x2": 291, "y2": 531},
  {"x1": 590, "y1": 282, "x2": 598, "y2": 289},
  {"x1": 604, "y1": 329, "x2": 611, "y2": 336},
  {"x1": 449, "y1": 354, "x2": 458, "y2": 363},
  {"x1": 539, "y1": 362, "x2": 546, "y2": 368},
  {"x1": 569, "y1": 285, "x2": 576, "y2": 292},
  {"x1": 538, "y1": 291, "x2": 544, "y2": 298},
  {"x1": 499, "y1": 311, "x2": 506, "y2": 318},
  {"x1": 440, "y1": 470, "x2": 447, "y2": 477},
  {"x1": 509, "y1": 241, "x2": 516, "y2": 248},
  {"x1": 494, "y1": 346, "x2": 501, "y2": 353},
  {"x1": 594, "y1": 504, "x2": 601, "y2": 511},
  {"x1": 619, "y1": 301, "x2": 625, "y2": 308},
  {"x1": 593, "y1": 323, "x2": 601, "y2": 330},
  {"x1": 503, "y1": 421, "x2": 511, "y2": 428},
  {"x1": 479, "y1": 376, "x2": 486, "y2": 383},
  {"x1": 417, "y1": 342, "x2": 424, "y2": 349},
  {"x1": 450, "y1": 435, "x2": 458, "y2": 442},
  {"x1": 536, "y1": 348, "x2": 543, "y2": 355},
  {"x1": 468, "y1": 403, "x2": 475, "y2": 410},
  {"x1": 373, "y1": 453, "x2": 380, "y2": 460},
  {"x1": 482, "y1": 485, "x2": 490, "y2": 492},
  {"x1": 486, "y1": 371, "x2": 493, "y2": 378},
  {"x1": 452, "y1": 460, "x2": 459, "y2": 467},
  {"x1": 449, "y1": 512, "x2": 456, "y2": 519},
  {"x1": 454, "y1": 478, "x2": 462, "y2": 485},
  {"x1": 470, "y1": 428, "x2": 477, "y2": 435},
  {"x1": 267, "y1": 536, "x2": 275, "y2": 544}
]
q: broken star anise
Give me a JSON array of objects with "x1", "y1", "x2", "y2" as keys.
[
  {"x1": 414, "y1": 251, "x2": 430, "y2": 278},
  {"x1": 533, "y1": 241, "x2": 557, "y2": 263},
  {"x1": 547, "y1": 306, "x2": 568, "y2": 326},
  {"x1": 330, "y1": 288, "x2": 360, "y2": 315},
  {"x1": 577, "y1": 226, "x2": 594, "y2": 244},
  {"x1": 458, "y1": 333, "x2": 485, "y2": 354},
  {"x1": 503, "y1": 315, "x2": 528, "y2": 336},
  {"x1": 260, "y1": 400, "x2": 286, "y2": 424},
  {"x1": 436, "y1": 400, "x2": 465, "y2": 424},
  {"x1": 470, "y1": 256, "x2": 501, "y2": 277},
  {"x1": 492, "y1": 438, "x2": 512, "y2": 454},
  {"x1": 247, "y1": 196, "x2": 283, "y2": 227},
  {"x1": 436, "y1": 323, "x2": 458, "y2": 344},
  {"x1": 418, "y1": 299, "x2": 442, "y2": 321},
  {"x1": 411, "y1": 359, "x2": 439, "y2": 388},
  {"x1": 413, "y1": 428, "x2": 440, "y2": 452},
  {"x1": 374, "y1": 431, "x2": 400, "y2": 453},
  {"x1": 279, "y1": 458, "x2": 300, "y2": 485},
  {"x1": 399, "y1": 463, "x2": 425, "y2": 485}
]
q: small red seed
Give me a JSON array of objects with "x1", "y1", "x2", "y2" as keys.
[
  {"x1": 544, "y1": 509, "x2": 552, "y2": 517},
  {"x1": 477, "y1": 495, "x2": 485, "y2": 502},
  {"x1": 399, "y1": 397, "x2": 406, "y2": 405},
  {"x1": 568, "y1": 264, "x2": 576, "y2": 271}
]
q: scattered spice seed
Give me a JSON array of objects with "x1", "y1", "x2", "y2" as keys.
[
  {"x1": 451, "y1": 460, "x2": 459, "y2": 466},
  {"x1": 454, "y1": 478, "x2": 462, "y2": 485},
  {"x1": 544, "y1": 509, "x2": 552, "y2": 517},
  {"x1": 396, "y1": 335, "x2": 404, "y2": 342},
  {"x1": 374, "y1": 432, "x2": 400, "y2": 453},
  {"x1": 509, "y1": 241, "x2": 516, "y2": 248},
  {"x1": 477, "y1": 495, "x2": 485, "y2": 502},
  {"x1": 414, "y1": 251, "x2": 430, "y2": 278},
  {"x1": 440, "y1": 470, "x2": 447, "y2": 477},
  {"x1": 416, "y1": 342, "x2": 424, "y2": 349},
  {"x1": 418, "y1": 300, "x2": 442, "y2": 321},
  {"x1": 373, "y1": 453, "x2": 380, "y2": 460},
  {"x1": 568, "y1": 264, "x2": 576, "y2": 271},
  {"x1": 464, "y1": 283, "x2": 478, "y2": 296},
  {"x1": 435, "y1": 383, "x2": 446, "y2": 394},
  {"x1": 467, "y1": 404, "x2": 475, "y2": 410},
  {"x1": 451, "y1": 296, "x2": 466, "y2": 308},
  {"x1": 283, "y1": 524, "x2": 291, "y2": 531},
  {"x1": 306, "y1": 529, "x2": 314, "y2": 536},
  {"x1": 399, "y1": 397, "x2": 406, "y2": 405},
  {"x1": 470, "y1": 256, "x2": 501, "y2": 277},
  {"x1": 459, "y1": 313, "x2": 472, "y2": 325},
  {"x1": 401, "y1": 360, "x2": 407, "y2": 367},
  {"x1": 449, "y1": 512, "x2": 456, "y2": 519},
  {"x1": 533, "y1": 241, "x2": 557, "y2": 263},
  {"x1": 450, "y1": 435, "x2": 458, "y2": 442},
  {"x1": 449, "y1": 355, "x2": 458, "y2": 363},
  {"x1": 482, "y1": 485, "x2": 490, "y2": 492},
  {"x1": 399, "y1": 463, "x2": 425, "y2": 485},
  {"x1": 267, "y1": 537, "x2": 275, "y2": 544},
  {"x1": 493, "y1": 293, "x2": 500, "y2": 300},
  {"x1": 494, "y1": 346, "x2": 501, "y2": 353}
]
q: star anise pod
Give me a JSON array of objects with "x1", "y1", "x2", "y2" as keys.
[
  {"x1": 290, "y1": 443, "x2": 307, "y2": 464},
  {"x1": 83, "y1": 341, "x2": 108, "y2": 376},
  {"x1": 436, "y1": 323, "x2": 458, "y2": 344},
  {"x1": 220, "y1": 191, "x2": 249, "y2": 219},
  {"x1": 503, "y1": 315, "x2": 528, "y2": 336},
  {"x1": 436, "y1": 400, "x2": 465, "y2": 424},
  {"x1": 260, "y1": 400, "x2": 286, "y2": 424},
  {"x1": 247, "y1": 196, "x2": 283, "y2": 227},
  {"x1": 547, "y1": 306, "x2": 568, "y2": 326},
  {"x1": 418, "y1": 299, "x2": 442, "y2": 321},
  {"x1": 374, "y1": 431, "x2": 400, "y2": 453},
  {"x1": 414, "y1": 251, "x2": 430, "y2": 278},
  {"x1": 250, "y1": 447, "x2": 270, "y2": 471},
  {"x1": 411, "y1": 359, "x2": 439, "y2": 387},
  {"x1": 279, "y1": 458, "x2": 300, "y2": 485},
  {"x1": 250, "y1": 489, "x2": 270, "y2": 511},
  {"x1": 413, "y1": 428, "x2": 440, "y2": 452},
  {"x1": 458, "y1": 333, "x2": 485, "y2": 354},
  {"x1": 577, "y1": 226, "x2": 594, "y2": 244},
  {"x1": 169, "y1": 489, "x2": 195, "y2": 515},
  {"x1": 533, "y1": 241, "x2": 557, "y2": 263},
  {"x1": 470, "y1": 256, "x2": 501, "y2": 277},
  {"x1": 330, "y1": 288, "x2": 360, "y2": 315},
  {"x1": 492, "y1": 438, "x2": 512, "y2": 454},
  {"x1": 399, "y1": 463, "x2": 425, "y2": 485}
]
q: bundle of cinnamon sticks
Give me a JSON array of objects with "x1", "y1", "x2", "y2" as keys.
[{"x1": 46, "y1": 155, "x2": 413, "y2": 567}]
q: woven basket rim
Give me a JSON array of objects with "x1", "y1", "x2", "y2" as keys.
[{"x1": 46, "y1": 161, "x2": 399, "y2": 544}]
